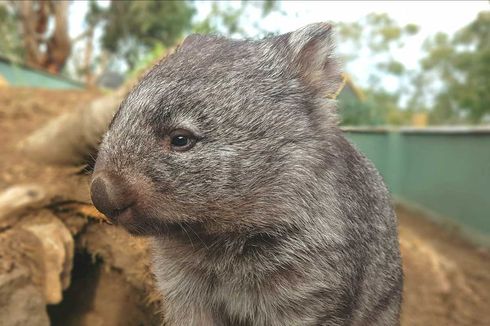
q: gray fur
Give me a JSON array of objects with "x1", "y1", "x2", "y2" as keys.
[{"x1": 93, "y1": 23, "x2": 403, "y2": 326}]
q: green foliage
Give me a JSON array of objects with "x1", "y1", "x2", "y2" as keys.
[
  {"x1": 93, "y1": 1, "x2": 195, "y2": 69},
  {"x1": 338, "y1": 11, "x2": 490, "y2": 125},
  {"x1": 89, "y1": 1, "x2": 279, "y2": 74},
  {"x1": 338, "y1": 13, "x2": 419, "y2": 59},
  {"x1": 0, "y1": 5, "x2": 23, "y2": 59},
  {"x1": 128, "y1": 43, "x2": 167, "y2": 79},
  {"x1": 377, "y1": 60, "x2": 405, "y2": 75},
  {"x1": 336, "y1": 13, "x2": 420, "y2": 126},
  {"x1": 192, "y1": 2, "x2": 245, "y2": 36},
  {"x1": 339, "y1": 89, "x2": 409, "y2": 126},
  {"x1": 192, "y1": 1, "x2": 280, "y2": 37},
  {"x1": 419, "y1": 11, "x2": 490, "y2": 124},
  {"x1": 339, "y1": 95, "x2": 383, "y2": 126},
  {"x1": 404, "y1": 24, "x2": 420, "y2": 35}
]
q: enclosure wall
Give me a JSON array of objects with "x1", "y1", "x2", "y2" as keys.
[
  {"x1": 0, "y1": 60, "x2": 83, "y2": 89},
  {"x1": 344, "y1": 127, "x2": 490, "y2": 243}
]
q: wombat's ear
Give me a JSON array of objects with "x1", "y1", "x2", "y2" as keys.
[
  {"x1": 179, "y1": 34, "x2": 220, "y2": 52},
  {"x1": 180, "y1": 34, "x2": 203, "y2": 50},
  {"x1": 178, "y1": 34, "x2": 204, "y2": 51},
  {"x1": 287, "y1": 23, "x2": 342, "y2": 97}
]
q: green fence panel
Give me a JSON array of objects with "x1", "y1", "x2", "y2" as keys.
[
  {"x1": 344, "y1": 127, "x2": 490, "y2": 243},
  {"x1": 0, "y1": 60, "x2": 83, "y2": 89}
]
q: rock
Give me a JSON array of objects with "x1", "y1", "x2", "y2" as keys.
[
  {"x1": 20, "y1": 213, "x2": 74, "y2": 304},
  {"x1": 18, "y1": 89, "x2": 126, "y2": 166},
  {"x1": 79, "y1": 223, "x2": 155, "y2": 295},
  {"x1": 0, "y1": 184, "x2": 46, "y2": 228},
  {"x1": 49, "y1": 263, "x2": 160, "y2": 326},
  {"x1": 0, "y1": 267, "x2": 49, "y2": 326}
]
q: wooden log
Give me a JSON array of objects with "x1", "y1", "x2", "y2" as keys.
[
  {"x1": 20, "y1": 213, "x2": 74, "y2": 304},
  {"x1": 17, "y1": 47, "x2": 176, "y2": 167},
  {"x1": 18, "y1": 89, "x2": 126, "y2": 166},
  {"x1": 0, "y1": 267, "x2": 49, "y2": 326},
  {"x1": 0, "y1": 184, "x2": 46, "y2": 229}
]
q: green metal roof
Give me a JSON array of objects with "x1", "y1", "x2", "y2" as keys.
[{"x1": 0, "y1": 56, "x2": 83, "y2": 90}]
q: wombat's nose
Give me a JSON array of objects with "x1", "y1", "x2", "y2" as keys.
[{"x1": 90, "y1": 172, "x2": 133, "y2": 219}]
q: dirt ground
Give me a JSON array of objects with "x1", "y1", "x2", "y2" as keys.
[
  {"x1": 0, "y1": 87, "x2": 489, "y2": 325},
  {"x1": 398, "y1": 206, "x2": 490, "y2": 325}
]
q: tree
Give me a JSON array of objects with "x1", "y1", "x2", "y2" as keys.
[
  {"x1": 0, "y1": 3, "x2": 24, "y2": 60},
  {"x1": 339, "y1": 88, "x2": 410, "y2": 126},
  {"x1": 2, "y1": 0, "x2": 280, "y2": 83},
  {"x1": 89, "y1": 1, "x2": 281, "y2": 77},
  {"x1": 12, "y1": 0, "x2": 71, "y2": 74},
  {"x1": 335, "y1": 13, "x2": 420, "y2": 126},
  {"x1": 95, "y1": 1, "x2": 195, "y2": 70},
  {"x1": 92, "y1": 1, "x2": 280, "y2": 72},
  {"x1": 192, "y1": 1, "x2": 280, "y2": 37},
  {"x1": 419, "y1": 11, "x2": 490, "y2": 124},
  {"x1": 73, "y1": 0, "x2": 106, "y2": 87},
  {"x1": 337, "y1": 13, "x2": 419, "y2": 87}
]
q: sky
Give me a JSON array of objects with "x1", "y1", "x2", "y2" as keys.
[
  {"x1": 69, "y1": 0, "x2": 489, "y2": 89},
  {"x1": 244, "y1": 1, "x2": 488, "y2": 34},
  {"x1": 196, "y1": 1, "x2": 488, "y2": 88}
]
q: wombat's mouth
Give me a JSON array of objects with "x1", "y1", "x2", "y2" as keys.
[
  {"x1": 108, "y1": 205, "x2": 134, "y2": 225},
  {"x1": 108, "y1": 206, "x2": 198, "y2": 237},
  {"x1": 107, "y1": 206, "x2": 156, "y2": 236}
]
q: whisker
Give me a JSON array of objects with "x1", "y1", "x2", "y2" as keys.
[
  {"x1": 179, "y1": 223, "x2": 195, "y2": 250},
  {"x1": 185, "y1": 223, "x2": 209, "y2": 251}
]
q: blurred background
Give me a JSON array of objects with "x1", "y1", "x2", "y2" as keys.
[{"x1": 0, "y1": 1, "x2": 488, "y2": 326}]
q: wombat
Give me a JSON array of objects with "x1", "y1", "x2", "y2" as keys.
[{"x1": 90, "y1": 23, "x2": 403, "y2": 326}]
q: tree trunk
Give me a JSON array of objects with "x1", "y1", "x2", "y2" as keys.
[
  {"x1": 16, "y1": 0, "x2": 71, "y2": 74},
  {"x1": 83, "y1": 26, "x2": 95, "y2": 87},
  {"x1": 18, "y1": 0, "x2": 45, "y2": 70},
  {"x1": 44, "y1": 1, "x2": 71, "y2": 74}
]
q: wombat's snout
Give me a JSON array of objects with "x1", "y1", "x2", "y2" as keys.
[{"x1": 90, "y1": 172, "x2": 134, "y2": 221}]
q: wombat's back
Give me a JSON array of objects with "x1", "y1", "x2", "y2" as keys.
[{"x1": 316, "y1": 133, "x2": 403, "y2": 325}]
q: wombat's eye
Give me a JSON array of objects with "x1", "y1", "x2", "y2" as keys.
[{"x1": 169, "y1": 129, "x2": 197, "y2": 152}]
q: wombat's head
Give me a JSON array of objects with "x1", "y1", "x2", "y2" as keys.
[{"x1": 90, "y1": 23, "x2": 342, "y2": 236}]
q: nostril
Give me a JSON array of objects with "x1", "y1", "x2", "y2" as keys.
[
  {"x1": 90, "y1": 176, "x2": 111, "y2": 215},
  {"x1": 90, "y1": 173, "x2": 133, "y2": 218}
]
